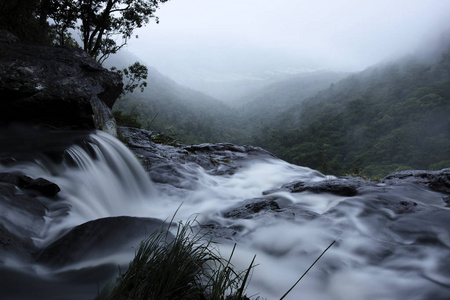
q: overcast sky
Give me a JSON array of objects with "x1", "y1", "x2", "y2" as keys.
[{"x1": 127, "y1": 0, "x2": 450, "y2": 84}]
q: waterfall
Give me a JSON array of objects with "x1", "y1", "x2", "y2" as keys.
[
  {"x1": 0, "y1": 130, "x2": 157, "y2": 244},
  {"x1": 1, "y1": 128, "x2": 449, "y2": 300}
]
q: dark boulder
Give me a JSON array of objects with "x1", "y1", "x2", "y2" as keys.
[
  {"x1": 264, "y1": 177, "x2": 365, "y2": 197},
  {"x1": 394, "y1": 200, "x2": 418, "y2": 214},
  {"x1": 0, "y1": 30, "x2": 122, "y2": 134},
  {"x1": 222, "y1": 197, "x2": 282, "y2": 219},
  {"x1": 381, "y1": 169, "x2": 450, "y2": 195},
  {"x1": 0, "y1": 172, "x2": 60, "y2": 197},
  {"x1": 37, "y1": 216, "x2": 167, "y2": 267},
  {"x1": 17, "y1": 176, "x2": 60, "y2": 197}
]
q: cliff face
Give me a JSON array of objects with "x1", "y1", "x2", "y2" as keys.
[{"x1": 0, "y1": 30, "x2": 123, "y2": 134}]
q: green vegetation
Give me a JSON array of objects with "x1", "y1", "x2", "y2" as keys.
[
  {"x1": 251, "y1": 53, "x2": 450, "y2": 177},
  {"x1": 0, "y1": 0, "x2": 48, "y2": 43},
  {"x1": 235, "y1": 72, "x2": 349, "y2": 134},
  {"x1": 115, "y1": 50, "x2": 449, "y2": 178},
  {"x1": 112, "y1": 67, "x2": 247, "y2": 145},
  {"x1": 42, "y1": 0, "x2": 169, "y2": 63},
  {"x1": 98, "y1": 219, "x2": 256, "y2": 300},
  {"x1": 98, "y1": 216, "x2": 339, "y2": 300}
]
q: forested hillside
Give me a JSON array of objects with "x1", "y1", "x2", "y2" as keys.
[
  {"x1": 251, "y1": 50, "x2": 450, "y2": 177},
  {"x1": 113, "y1": 45, "x2": 450, "y2": 178},
  {"x1": 113, "y1": 69, "x2": 347, "y2": 145},
  {"x1": 113, "y1": 67, "x2": 244, "y2": 144},
  {"x1": 234, "y1": 71, "x2": 349, "y2": 133}
]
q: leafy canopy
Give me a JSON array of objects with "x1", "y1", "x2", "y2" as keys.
[{"x1": 46, "y1": 0, "x2": 169, "y2": 63}]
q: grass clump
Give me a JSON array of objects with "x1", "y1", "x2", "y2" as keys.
[{"x1": 98, "y1": 218, "x2": 255, "y2": 300}]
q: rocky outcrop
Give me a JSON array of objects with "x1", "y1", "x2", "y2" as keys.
[
  {"x1": 0, "y1": 172, "x2": 60, "y2": 197},
  {"x1": 0, "y1": 30, "x2": 122, "y2": 134},
  {"x1": 263, "y1": 176, "x2": 367, "y2": 197},
  {"x1": 118, "y1": 126, "x2": 275, "y2": 188},
  {"x1": 37, "y1": 216, "x2": 167, "y2": 267},
  {"x1": 381, "y1": 169, "x2": 450, "y2": 195}
]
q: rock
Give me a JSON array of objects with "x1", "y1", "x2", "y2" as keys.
[
  {"x1": 394, "y1": 200, "x2": 418, "y2": 214},
  {"x1": 118, "y1": 127, "x2": 276, "y2": 187},
  {"x1": 0, "y1": 31, "x2": 122, "y2": 134},
  {"x1": 264, "y1": 177, "x2": 365, "y2": 197},
  {"x1": 381, "y1": 169, "x2": 450, "y2": 195},
  {"x1": 443, "y1": 196, "x2": 450, "y2": 207},
  {"x1": 37, "y1": 216, "x2": 167, "y2": 267},
  {"x1": 17, "y1": 176, "x2": 60, "y2": 197},
  {"x1": 0, "y1": 172, "x2": 21, "y2": 185},
  {"x1": 292, "y1": 179, "x2": 360, "y2": 196},
  {"x1": 222, "y1": 197, "x2": 282, "y2": 219},
  {"x1": 0, "y1": 172, "x2": 60, "y2": 197}
]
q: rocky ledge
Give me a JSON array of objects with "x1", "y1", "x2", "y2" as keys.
[
  {"x1": 0, "y1": 30, "x2": 122, "y2": 134},
  {"x1": 118, "y1": 126, "x2": 275, "y2": 189}
]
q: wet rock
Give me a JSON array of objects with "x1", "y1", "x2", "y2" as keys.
[
  {"x1": 443, "y1": 196, "x2": 450, "y2": 207},
  {"x1": 381, "y1": 169, "x2": 450, "y2": 195},
  {"x1": 0, "y1": 182, "x2": 47, "y2": 262},
  {"x1": 37, "y1": 216, "x2": 167, "y2": 267},
  {"x1": 394, "y1": 200, "x2": 418, "y2": 214},
  {"x1": 118, "y1": 127, "x2": 276, "y2": 187},
  {"x1": 220, "y1": 196, "x2": 319, "y2": 224},
  {"x1": 0, "y1": 172, "x2": 21, "y2": 185},
  {"x1": 0, "y1": 125, "x2": 92, "y2": 163},
  {"x1": 0, "y1": 31, "x2": 122, "y2": 134},
  {"x1": 223, "y1": 197, "x2": 282, "y2": 219},
  {"x1": 0, "y1": 172, "x2": 60, "y2": 197},
  {"x1": 18, "y1": 176, "x2": 60, "y2": 197},
  {"x1": 200, "y1": 223, "x2": 243, "y2": 241},
  {"x1": 265, "y1": 177, "x2": 365, "y2": 197}
]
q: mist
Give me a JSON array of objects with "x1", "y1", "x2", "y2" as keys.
[{"x1": 123, "y1": 0, "x2": 450, "y2": 101}]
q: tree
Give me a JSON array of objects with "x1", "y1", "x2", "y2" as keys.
[
  {"x1": 0, "y1": 0, "x2": 47, "y2": 42},
  {"x1": 111, "y1": 62, "x2": 148, "y2": 95},
  {"x1": 46, "y1": 0, "x2": 79, "y2": 46},
  {"x1": 47, "y1": 0, "x2": 169, "y2": 63}
]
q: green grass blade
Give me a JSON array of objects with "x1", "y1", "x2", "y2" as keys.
[{"x1": 279, "y1": 234, "x2": 341, "y2": 300}]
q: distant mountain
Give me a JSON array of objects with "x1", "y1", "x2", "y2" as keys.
[
  {"x1": 251, "y1": 50, "x2": 450, "y2": 177},
  {"x1": 168, "y1": 67, "x2": 331, "y2": 104},
  {"x1": 113, "y1": 66, "x2": 243, "y2": 144},
  {"x1": 235, "y1": 71, "x2": 350, "y2": 130}
]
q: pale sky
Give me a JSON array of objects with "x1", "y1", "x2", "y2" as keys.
[{"x1": 127, "y1": 0, "x2": 450, "y2": 86}]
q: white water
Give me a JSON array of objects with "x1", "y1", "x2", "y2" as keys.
[{"x1": 2, "y1": 131, "x2": 450, "y2": 300}]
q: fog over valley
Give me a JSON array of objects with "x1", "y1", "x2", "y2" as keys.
[{"x1": 127, "y1": 0, "x2": 450, "y2": 102}]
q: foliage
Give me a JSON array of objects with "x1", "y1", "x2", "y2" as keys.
[
  {"x1": 0, "y1": 0, "x2": 48, "y2": 43},
  {"x1": 43, "y1": 0, "x2": 169, "y2": 63},
  {"x1": 250, "y1": 52, "x2": 450, "y2": 178},
  {"x1": 111, "y1": 62, "x2": 148, "y2": 95},
  {"x1": 150, "y1": 131, "x2": 180, "y2": 146},
  {"x1": 98, "y1": 219, "x2": 255, "y2": 300},
  {"x1": 113, "y1": 110, "x2": 142, "y2": 128},
  {"x1": 112, "y1": 67, "x2": 247, "y2": 145},
  {"x1": 46, "y1": 0, "x2": 79, "y2": 46},
  {"x1": 114, "y1": 50, "x2": 449, "y2": 178}
]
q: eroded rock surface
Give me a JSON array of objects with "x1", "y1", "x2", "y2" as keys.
[
  {"x1": 37, "y1": 216, "x2": 167, "y2": 268},
  {"x1": 381, "y1": 169, "x2": 450, "y2": 195},
  {"x1": 0, "y1": 30, "x2": 122, "y2": 134},
  {"x1": 118, "y1": 127, "x2": 275, "y2": 188}
]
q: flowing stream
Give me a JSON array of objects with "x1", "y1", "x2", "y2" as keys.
[{"x1": 1, "y1": 129, "x2": 449, "y2": 300}]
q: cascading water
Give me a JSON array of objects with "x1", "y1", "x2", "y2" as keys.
[
  {"x1": 1, "y1": 128, "x2": 449, "y2": 300},
  {"x1": 1, "y1": 130, "x2": 158, "y2": 244}
]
